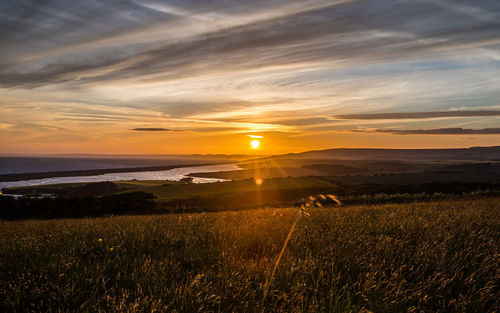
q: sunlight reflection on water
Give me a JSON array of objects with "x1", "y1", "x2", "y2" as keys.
[{"x1": 0, "y1": 163, "x2": 241, "y2": 188}]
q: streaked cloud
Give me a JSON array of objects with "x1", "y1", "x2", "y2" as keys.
[
  {"x1": 131, "y1": 128, "x2": 183, "y2": 132},
  {"x1": 2, "y1": 1, "x2": 500, "y2": 88},
  {"x1": 336, "y1": 110, "x2": 500, "y2": 120},
  {"x1": 363, "y1": 128, "x2": 500, "y2": 135},
  {"x1": 274, "y1": 117, "x2": 334, "y2": 126}
]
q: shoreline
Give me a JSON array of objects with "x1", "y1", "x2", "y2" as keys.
[{"x1": 0, "y1": 162, "x2": 227, "y2": 182}]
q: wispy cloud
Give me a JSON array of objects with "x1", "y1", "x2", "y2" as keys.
[
  {"x1": 58, "y1": 113, "x2": 130, "y2": 121},
  {"x1": 336, "y1": 110, "x2": 500, "y2": 120},
  {"x1": 274, "y1": 117, "x2": 334, "y2": 126},
  {"x1": 362, "y1": 128, "x2": 500, "y2": 135},
  {"x1": 131, "y1": 128, "x2": 183, "y2": 132}
]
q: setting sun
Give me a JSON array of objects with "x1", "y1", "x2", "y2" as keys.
[{"x1": 251, "y1": 140, "x2": 260, "y2": 149}]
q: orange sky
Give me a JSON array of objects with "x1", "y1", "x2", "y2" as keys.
[
  {"x1": 1, "y1": 1, "x2": 500, "y2": 154},
  {"x1": 2, "y1": 128, "x2": 499, "y2": 155}
]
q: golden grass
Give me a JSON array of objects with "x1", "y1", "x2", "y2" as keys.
[{"x1": 0, "y1": 198, "x2": 499, "y2": 312}]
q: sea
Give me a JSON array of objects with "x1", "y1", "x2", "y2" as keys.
[{"x1": 0, "y1": 156, "x2": 241, "y2": 188}]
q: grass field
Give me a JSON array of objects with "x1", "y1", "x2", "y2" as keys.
[
  {"x1": 1, "y1": 198, "x2": 499, "y2": 312},
  {"x1": 6, "y1": 177, "x2": 336, "y2": 201},
  {"x1": 119, "y1": 177, "x2": 337, "y2": 202}
]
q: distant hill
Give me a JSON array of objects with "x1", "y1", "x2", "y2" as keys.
[{"x1": 274, "y1": 146, "x2": 500, "y2": 161}]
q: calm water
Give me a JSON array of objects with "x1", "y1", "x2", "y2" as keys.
[
  {"x1": 0, "y1": 163, "x2": 241, "y2": 188},
  {"x1": 0, "y1": 156, "x2": 223, "y2": 174}
]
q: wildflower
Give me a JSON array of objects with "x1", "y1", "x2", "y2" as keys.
[
  {"x1": 98, "y1": 238, "x2": 103, "y2": 242},
  {"x1": 326, "y1": 194, "x2": 342, "y2": 205},
  {"x1": 109, "y1": 247, "x2": 114, "y2": 252}
]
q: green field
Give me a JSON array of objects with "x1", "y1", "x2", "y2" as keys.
[
  {"x1": 1, "y1": 198, "x2": 499, "y2": 312},
  {"x1": 123, "y1": 177, "x2": 336, "y2": 202}
]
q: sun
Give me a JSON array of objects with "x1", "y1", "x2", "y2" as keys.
[{"x1": 251, "y1": 139, "x2": 260, "y2": 149}]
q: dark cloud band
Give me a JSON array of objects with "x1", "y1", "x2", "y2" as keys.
[
  {"x1": 336, "y1": 110, "x2": 500, "y2": 120},
  {"x1": 369, "y1": 128, "x2": 500, "y2": 135}
]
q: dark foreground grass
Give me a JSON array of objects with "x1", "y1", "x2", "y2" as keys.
[{"x1": 0, "y1": 198, "x2": 499, "y2": 312}]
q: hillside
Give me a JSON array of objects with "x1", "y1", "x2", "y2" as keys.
[
  {"x1": 273, "y1": 146, "x2": 500, "y2": 161},
  {"x1": 1, "y1": 198, "x2": 498, "y2": 312}
]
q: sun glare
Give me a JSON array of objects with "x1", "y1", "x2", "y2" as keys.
[{"x1": 251, "y1": 139, "x2": 260, "y2": 149}]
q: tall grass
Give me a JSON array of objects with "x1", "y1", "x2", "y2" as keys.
[
  {"x1": 0, "y1": 198, "x2": 499, "y2": 312},
  {"x1": 260, "y1": 194, "x2": 341, "y2": 312}
]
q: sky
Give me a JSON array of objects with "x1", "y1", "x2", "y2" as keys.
[{"x1": 1, "y1": 0, "x2": 500, "y2": 155}]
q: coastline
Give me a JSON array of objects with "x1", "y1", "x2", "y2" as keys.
[{"x1": 0, "y1": 162, "x2": 228, "y2": 182}]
